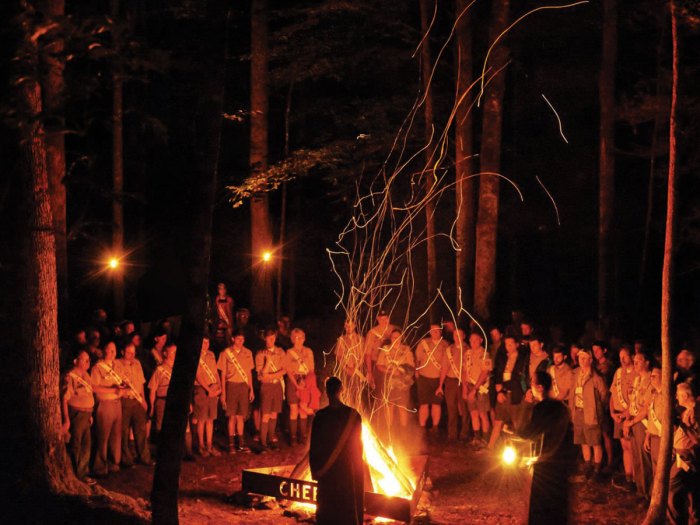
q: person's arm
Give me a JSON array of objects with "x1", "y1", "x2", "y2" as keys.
[
  {"x1": 148, "y1": 373, "x2": 157, "y2": 418},
  {"x1": 436, "y1": 352, "x2": 448, "y2": 396},
  {"x1": 61, "y1": 375, "x2": 71, "y2": 434},
  {"x1": 247, "y1": 357, "x2": 255, "y2": 402},
  {"x1": 217, "y1": 354, "x2": 227, "y2": 407}
]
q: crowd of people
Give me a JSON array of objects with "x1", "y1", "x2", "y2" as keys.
[{"x1": 59, "y1": 284, "x2": 699, "y2": 523}]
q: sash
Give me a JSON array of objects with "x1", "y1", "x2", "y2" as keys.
[
  {"x1": 445, "y1": 345, "x2": 461, "y2": 381},
  {"x1": 99, "y1": 361, "x2": 144, "y2": 404},
  {"x1": 615, "y1": 368, "x2": 629, "y2": 410},
  {"x1": 216, "y1": 299, "x2": 231, "y2": 326},
  {"x1": 649, "y1": 395, "x2": 662, "y2": 434},
  {"x1": 420, "y1": 339, "x2": 443, "y2": 371},
  {"x1": 549, "y1": 366, "x2": 560, "y2": 398},
  {"x1": 288, "y1": 349, "x2": 311, "y2": 375},
  {"x1": 226, "y1": 348, "x2": 250, "y2": 385},
  {"x1": 159, "y1": 365, "x2": 172, "y2": 383},
  {"x1": 69, "y1": 372, "x2": 93, "y2": 394},
  {"x1": 198, "y1": 355, "x2": 218, "y2": 385}
]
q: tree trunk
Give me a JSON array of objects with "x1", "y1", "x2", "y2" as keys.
[
  {"x1": 38, "y1": 0, "x2": 69, "y2": 332},
  {"x1": 111, "y1": 0, "x2": 125, "y2": 320},
  {"x1": 16, "y1": 1, "x2": 82, "y2": 497},
  {"x1": 250, "y1": 0, "x2": 274, "y2": 318},
  {"x1": 419, "y1": 0, "x2": 437, "y2": 322},
  {"x1": 454, "y1": 0, "x2": 475, "y2": 312},
  {"x1": 642, "y1": 2, "x2": 678, "y2": 522},
  {"x1": 598, "y1": 0, "x2": 617, "y2": 325},
  {"x1": 473, "y1": 0, "x2": 510, "y2": 322},
  {"x1": 150, "y1": 3, "x2": 227, "y2": 524}
]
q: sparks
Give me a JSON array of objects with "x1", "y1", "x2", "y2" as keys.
[{"x1": 541, "y1": 93, "x2": 569, "y2": 144}]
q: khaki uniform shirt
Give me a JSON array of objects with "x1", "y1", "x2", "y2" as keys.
[
  {"x1": 610, "y1": 366, "x2": 637, "y2": 413},
  {"x1": 286, "y1": 346, "x2": 315, "y2": 376},
  {"x1": 148, "y1": 364, "x2": 173, "y2": 398},
  {"x1": 569, "y1": 368, "x2": 608, "y2": 426},
  {"x1": 195, "y1": 350, "x2": 219, "y2": 387},
  {"x1": 91, "y1": 360, "x2": 122, "y2": 401},
  {"x1": 529, "y1": 352, "x2": 549, "y2": 383},
  {"x1": 548, "y1": 363, "x2": 573, "y2": 402},
  {"x1": 442, "y1": 343, "x2": 465, "y2": 379},
  {"x1": 415, "y1": 338, "x2": 447, "y2": 379},
  {"x1": 217, "y1": 346, "x2": 254, "y2": 384},
  {"x1": 256, "y1": 347, "x2": 287, "y2": 383},
  {"x1": 62, "y1": 369, "x2": 95, "y2": 410},
  {"x1": 629, "y1": 374, "x2": 653, "y2": 417},
  {"x1": 335, "y1": 333, "x2": 364, "y2": 372},
  {"x1": 365, "y1": 324, "x2": 396, "y2": 362},
  {"x1": 377, "y1": 344, "x2": 414, "y2": 389},
  {"x1": 647, "y1": 389, "x2": 663, "y2": 436},
  {"x1": 463, "y1": 347, "x2": 492, "y2": 392},
  {"x1": 115, "y1": 358, "x2": 146, "y2": 401}
]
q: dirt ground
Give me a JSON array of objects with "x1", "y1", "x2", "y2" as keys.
[{"x1": 99, "y1": 432, "x2": 647, "y2": 525}]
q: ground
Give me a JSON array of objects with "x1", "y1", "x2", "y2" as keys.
[{"x1": 99, "y1": 432, "x2": 648, "y2": 524}]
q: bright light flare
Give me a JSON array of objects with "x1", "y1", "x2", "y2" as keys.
[
  {"x1": 262, "y1": 251, "x2": 272, "y2": 263},
  {"x1": 502, "y1": 445, "x2": 517, "y2": 466},
  {"x1": 108, "y1": 257, "x2": 120, "y2": 269}
]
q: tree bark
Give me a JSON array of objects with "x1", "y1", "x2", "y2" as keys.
[
  {"x1": 250, "y1": 0, "x2": 274, "y2": 318},
  {"x1": 111, "y1": 0, "x2": 125, "y2": 320},
  {"x1": 419, "y1": 0, "x2": 438, "y2": 323},
  {"x1": 598, "y1": 0, "x2": 617, "y2": 325},
  {"x1": 454, "y1": 0, "x2": 475, "y2": 312},
  {"x1": 150, "y1": 3, "x2": 227, "y2": 523},
  {"x1": 643, "y1": 2, "x2": 678, "y2": 522},
  {"x1": 473, "y1": 0, "x2": 510, "y2": 322},
  {"x1": 38, "y1": 0, "x2": 69, "y2": 332},
  {"x1": 16, "y1": 0, "x2": 82, "y2": 497}
]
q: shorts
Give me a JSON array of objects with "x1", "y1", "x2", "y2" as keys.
[
  {"x1": 417, "y1": 375, "x2": 441, "y2": 405},
  {"x1": 193, "y1": 386, "x2": 219, "y2": 420},
  {"x1": 572, "y1": 408, "x2": 602, "y2": 446},
  {"x1": 613, "y1": 418, "x2": 628, "y2": 440},
  {"x1": 285, "y1": 375, "x2": 302, "y2": 404},
  {"x1": 225, "y1": 382, "x2": 250, "y2": 417},
  {"x1": 386, "y1": 385, "x2": 411, "y2": 407},
  {"x1": 466, "y1": 391, "x2": 491, "y2": 413},
  {"x1": 260, "y1": 382, "x2": 283, "y2": 414}
]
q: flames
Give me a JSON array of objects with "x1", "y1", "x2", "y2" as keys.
[{"x1": 361, "y1": 423, "x2": 415, "y2": 498}]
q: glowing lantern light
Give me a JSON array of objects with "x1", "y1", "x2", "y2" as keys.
[
  {"x1": 502, "y1": 445, "x2": 517, "y2": 466},
  {"x1": 262, "y1": 251, "x2": 272, "y2": 263},
  {"x1": 108, "y1": 257, "x2": 120, "y2": 269}
]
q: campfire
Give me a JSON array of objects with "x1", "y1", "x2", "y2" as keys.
[{"x1": 242, "y1": 421, "x2": 428, "y2": 523}]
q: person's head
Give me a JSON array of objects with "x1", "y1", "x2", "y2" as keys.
[
  {"x1": 570, "y1": 343, "x2": 582, "y2": 364},
  {"x1": 217, "y1": 282, "x2": 227, "y2": 296},
  {"x1": 454, "y1": 328, "x2": 466, "y2": 345},
  {"x1": 74, "y1": 329, "x2": 87, "y2": 346},
  {"x1": 676, "y1": 349, "x2": 695, "y2": 372},
  {"x1": 442, "y1": 320, "x2": 456, "y2": 334},
  {"x1": 104, "y1": 341, "x2": 117, "y2": 362},
  {"x1": 88, "y1": 329, "x2": 101, "y2": 347},
  {"x1": 511, "y1": 310, "x2": 523, "y2": 324},
  {"x1": 377, "y1": 310, "x2": 390, "y2": 328},
  {"x1": 552, "y1": 346, "x2": 567, "y2": 366},
  {"x1": 490, "y1": 326, "x2": 503, "y2": 345},
  {"x1": 531, "y1": 370, "x2": 553, "y2": 401},
  {"x1": 633, "y1": 351, "x2": 651, "y2": 375},
  {"x1": 154, "y1": 330, "x2": 168, "y2": 348},
  {"x1": 73, "y1": 350, "x2": 90, "y2": 372},
  {"x1": 592, "y1": 341, "x2": 608, "y2": 361},
  {"x1": 123, "y1": 343, "x2": 136, "y2": 362},
  {"x1": 344, "y1": 319, "x2": 356, "y2": 334},
  {"x1": 634, "y1": 339, "x2": 645, "y2": 354},
  {"x1": 529, "y1": 336, "x2": 545, "y2": 355},
  {"x1": 619, "y1": 344, "x2": 632, "y2": 367},
  {"x1": 129, "y1": 331, "x2": 142, "y2": 348},
  {"x1": 650, "y1": 366, "x2": 662, "y2": 390},
  {"x1": 93, "y1": 308, "x2": 107, "y2": 324},
  {"x1": 429, "y1": 324, "x2": 442, "y2": 340},
  {"x1": 164, "y1": 343, "x2": 177, "y2": 364},
  {"x1": 676, "y1": 382, "x2": 696, "y2": 407},
  {"x1": 291, "y1": 328, "x2": 306, "y2": 346},
  {"x1": 520, "y1": 320, "x2": 533, "y2": 337},
  {"x1": 504, "y1": 336, "x2": 518, "y2": 354},
  {"x1": 264, "y1": 328, "x2": 277, "y2": 348},
  {"x1": 277, "y1": 315, "x2": 291, "y2": 332},
  {"x1": 390, "y1": 328, "x2": 402, "y2": 345},
  {"x1": 469, "y1": 331, "x2": 484, "y2": 350},
  {"x1": 232, "y1": 329, "x2": 245, "y2": 347},
  {"x1": 326, "y1": 376, "x2": 343, "y2": 400},
  {"x1": 577, "y1": 349, "x2": 593, "y2": 370},
  {"x1": 201, "y1": 336, "x2": 210, "y2": 354},
  {"x1": 236, "y1": 308, "x2": 250, "y2": 326},
  {"x1": 121, "y1": 320, "x2": 135, "y2": 337}
]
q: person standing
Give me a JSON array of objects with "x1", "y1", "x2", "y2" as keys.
[
  {"x1": 212, "y1": 282, "x2": 234, "y2": 351},
  {"x1": 194, "y1": 336, "x2": 222, "y2": 456},
  {"x1": 568, "y1": 349, "x2": 608, "y2": 480},
  {"x1": 548, "y1": 346, "x2": 573, "y2": 403},
  {"x1": 461, "y1": 331, "x2": 492, "y2": 447},
  {"x1": 256, "y1": 329, "x2": 287, "y2": 450},
  {"x1": 364, "y1": 310, "x2": 396, "y2": 392},
  {"x1": 218, "y1": 330, "x2": 255, "y2": 452},
  {"x1": 436, "y1": 328, "x2": 468, "y2": 441},
  {"x1": 334, "y1": 319, "x2": 365, "y2": 407},
  {"x1": 415, "y1": 324, "x2": 447, "y2": 436},
  {"x1": 376, "y1": 329, "x2": 414, "y2": 432},
  {"x1": 115, "y1": 342, "x2": 152, "y2": 467},
  {"x1": 644, "y1": 366, "x2": 663, "y2": 476},
  {"x1": 90, "y1": 341, "x2": 124, "y2": 477},
  {"x1": 61, "y1": 350, "x2": 96, "y2": 484},
  {"x1": 310, "y1": 377, "x2": 364, "y2": 525},
  {"x1": 609, "y1": 344, "x2": 637, "y2": 491},
  {"x1": 286, "y1": 328, "x2": 316, "y2": 445}
]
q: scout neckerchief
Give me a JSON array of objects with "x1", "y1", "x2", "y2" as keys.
[
  {"x1": 225, "y1": 347, "x2": 250, "y2": 385},
  {"x1": 288, "y1": 348, "x2": 311, "y2": 375},
  {"x1": 649, "y1": 392, "x2": 662, "y2": 433},
  {"x1": 614, "y1": 367, "x2": 630, "y2": 410},
  {"x1": 198, "y1": 353, "x2": 218, "y2": 385},
  {"x1": 69, "y1": 371, "x2": 93, "y2": 394},
  {"x1": 549, "y1": 365, "x2": 560, "y2": 398},
  {"x1": 420, "y1": 339, "x2": 443, "y2": 371},
  {"x1": 445, "y1": 343, "x2": 461, "y2": 381}
]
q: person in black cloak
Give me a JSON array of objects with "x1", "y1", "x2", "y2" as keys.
[
  {"x1": 309, "y1": 376, "x2": 364, "y2": 525},
  {"x1": 520, "y1": 370, "x2": 576, "y2": 525}
]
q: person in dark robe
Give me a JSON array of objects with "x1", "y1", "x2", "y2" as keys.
[
  {"x1": 310, "y1": 376, "x2": 364, "y2": 525},
  {"x1": 520, "y1": 370, "x2": 576, "y2": 525}
]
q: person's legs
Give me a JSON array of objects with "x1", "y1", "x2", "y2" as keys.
[
  {"x1": 120, "y1": 401, "x2": 134, "y2": 466},
  {"x1": 108, "y1": 401, "x2": 122, "y2": 468},
  {"x1": 418, "y1": 404, "x2": 429, "y2": 427},
  {"x1": 289, "y1": 403, "x2": 299, "y2": 443},
  {"x1": 430, "y1": 403, "x2": 441, "y2": 427}
]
